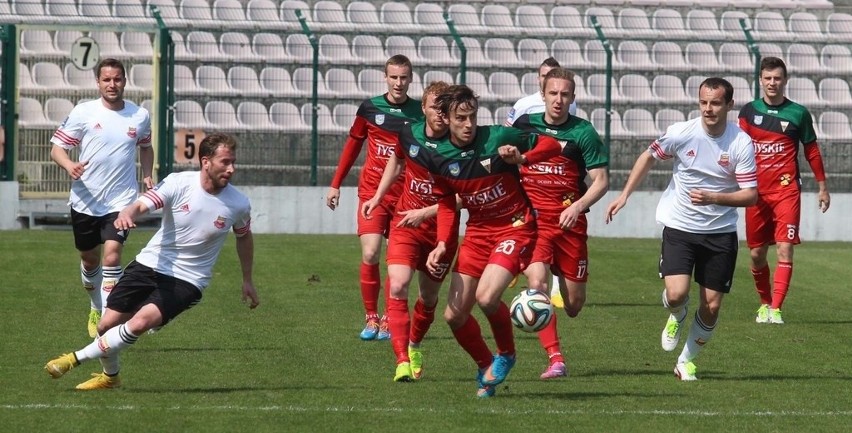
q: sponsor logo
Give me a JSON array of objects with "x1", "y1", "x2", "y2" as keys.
[
  {"x1": 375, "y1": 114, "x2": 385, "y2": 125},
  {"x1": 686, "y1": 149, "x2": 695, "y2": 157},
  {"x1": 179, "y1": 203, "x2": 190, "y2": 213},
  {"x1": 546, "y1": 128, "x2": 558, "y2": 134},
  {"x1": 449, "y1": 162, "x2": 460, "y2": 177},
  {"x1": 780, "y1": 120, "x2": 789, "y2": 132},
  {"x1": 461, "y1": 183, "x2": 508, "y2": 206},
  {"x1": 388, "y1": 108, "x2": 402, "y2": 113},
  {"x1": 214, "y1": 216, "x2": 226, "y2": 229},
  {"x1": 718, "y1": 153, "x2": 730, "y2": 167},
  {"x1": 754, "y1": 115, "x2": 763, "y2": 125},
  {"x1": 376, "y1": 143, "x2": 395, "y2": 157},
  {"x1": 480, "y1": 159, "x2": 491, "y2": 173},
  {"x1": 780, "y1": 173, "x2": 792, "y2": 186},
  {"x1": 424, "y1": 141, "x2": 437, "y2": 149},
  {"x1": 755, "y1": 142, "x2": 785, "y2": 154},
  {"x1": 94, "y1": 123, "x2": 102, "y2": 130},
  {"x1": 695, "y1": 338, "x2": 707, "y2": 346},
  {"x1": 511, "y1": 212, "x2": 526, "y2": 227},
  {"x1": 97, "y1": 336, "x2": 111, "y2": 353},
  {"x1": 460, "y1": 150, "x2": 474, "y2": 158},
  {"x1": 767, "y1": 109, "x2": 778, "y2": 114},
  {"x1": 409, "y1": 145, "x2": 420, "y2": 157},
  {"x1": 102, "y1": 280, "x2": 116, "y2": 293},
  {"x1": 409, "y1": 178, "x2": 433, "y2": 195},
  {"x1": 127, "y1": 127, "x2": 137, "y2": 138},
  {"x1": 529, "y1": 163, "x2": 564, "y2": 175},
  {"x1": 561, "y1": 192, "x2": 575, "y2": 207}
]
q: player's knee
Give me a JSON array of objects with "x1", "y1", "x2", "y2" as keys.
[{"x1": 444, "y1": 307, "x2": 467, "y2": 328}]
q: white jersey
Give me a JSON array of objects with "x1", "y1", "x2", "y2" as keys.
[
  {"x1": 504, "y1": 92, "x2": 578, "y2": 126},
  {"x1": 135, "y1": 171, "x2": 252, "y2": 290},
  {"x1": 51, "y1": 99, "x2": 152, "y2": 216},
  {"x1": 650, "y1": 117, "x2": 757, "y2": 234}
]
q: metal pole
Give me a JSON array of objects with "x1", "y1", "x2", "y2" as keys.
[
  {"x1": 591, "y1": 16, "x2": 612, "y2": 157},
  {"x1": 297, "y1": 9, "x2": 319, "y2": 186},
  {"x1": 0, "y1": 24, "x2": 18, "y2": 181},
  {"x1": 443, "y1": 11, "x2": 466, "y2": 85},
  {"x1": 151, "y1": 6, "x2": 174, "y2": 179},
  {"x1": 740, "y1": 18, "x2": 761, "y2": 101}
]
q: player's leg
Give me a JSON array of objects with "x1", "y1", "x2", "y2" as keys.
[
  {"x1": 746, "y1": 200, "x2": 774, "y2": 322},
  {"x1": 358, "y1": 232, "x2": 384, "y2": 339},
  {"x1": 386, "y1": 263, "x2": 415, "y2": 382},
  {"x1": 71, "y1": 209, "x2": 105, "y2": 337},
  {"x1": 768, "y1": 192, "x2": 801, "y2": 323},
  {"x1": 100, "y1": 212, "x2": 129, "y2": 313},
  {"x1": 526, "y1": 260, "x2": 564, "y2": 380},
  {"x1": 659, "y1": 227, "x2": 696, "y2": 352}
]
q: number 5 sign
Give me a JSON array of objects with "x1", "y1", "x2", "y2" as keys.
[
  {"x1": 71, "y1": 36, "x2": 100, "y2": 70},
  {"x1": 175, "y1": 128, "x2": 205, "y2": 166}
]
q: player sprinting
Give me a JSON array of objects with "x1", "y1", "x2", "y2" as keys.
[
  {"x1": 361, "y1": 81, "x2": 459, "y2": 382},
  {"x1": 510, "y1": 68, "x2": 609, "y2": 380},
  {"x1": 424, "y1": 85, "x2": 563, "y2": 397},
  {"x1": 326, "y1": 55, "x2": 424, "y2": 341},
  {"x1": 49, "y1": 58, "x2": 153, "y2": 338},
  {"x1": 45, "y1": 132, "x2": 258, "y2": 390},
  {"x1": 737, "y1": 57, "x2": 831, "y2": 324}
]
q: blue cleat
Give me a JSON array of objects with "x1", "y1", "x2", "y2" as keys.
[
  {"x1": 481, "y1": 353, "x2": 516, "y2": 386},
  {"x1": 359, "y1": 315, "x2": 380, "y2": 340},
  {"x1": 476, "y1": 369, "x2": 496, "y2": 398},
  {"x1": 376, "y1": 315, "x2": 390, "y2": 340}
]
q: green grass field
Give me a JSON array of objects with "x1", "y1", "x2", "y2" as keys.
[{"x1": 1, "y1": 230, "x2": 850, "y2": 432}]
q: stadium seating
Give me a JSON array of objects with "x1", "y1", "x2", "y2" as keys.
[
  {"x1": 409, "y1": 71, "x2": 424, "y2": 99},
  {"x1": 279, "y1": 0, "x2": 312, "y2": 31},
  {"x1": 46, "y1": 0, "x2": 86, "y2": 24},
  {"x1": 65, "y1": 63, "x2": 97, "y2": 90},
  {"x1": 818, "y1": 78, "x2": 852, "y2": 109},
  {"x1": 617, "y1": 8, "x2": 659, "y2": 39},
  {"x1": 787, "y1": 44, "x2": 824, "y2": 75},
  {"x1": 113, "y1": 0, "x2": 148, "y2": 24},
  {"x1": 32, "y1": 62, "x2": 66, "y2": 90},
  {"x1": 477, "y1": 106, "x2": 494, "y2": 126},
  {"x1": 719, "y1": 11, "x2": 750, "y2": 40},
  {"x1": 128, "y1": 63, "x2": 154, "y2": 91},
  {"x1": 551, "y1": 40, "x2": 589, "y2": 70},
  {"x1": 227, "y1": 66, "x2": 265, "y2": 97},
  {"x1": 319, "y1": 34, "x2": 356, "y2": 65},
  {"x1": 44, "y1": 98, "x2": 75, "y2": 125},
  {"x1": 412, "y1": 3, "x2": 447, "y2": 35},
  {"x1": 174, "y1": 64, "x2": 201, "y2": 95},
  {"x1": 54, "y1": 30, "x2": 84, "y2": 55},
  {"x1": 379, "y1": 2, "x2": 418, "y2": 34},
  {"x1": 174, "y1": 100, "x2": 209, "y2": 129},
  {"x1": 463, "y1": 71, "x2": 492, "y2": 102},
  {"x1": 385, "y1": 35, "x2": 420, "y2": 63},
  {"x1": 300, "y1": 103, "x2": 341, "y2": 134},
  {"x1": 120, "y1": 32, "x2": 153, "y2": 58},
  {"x1": 655, "y1": 108, "x2": 686, "y2": 133},
  {"x1": 269, "y1": 102, "x2": 309, "y2": 132},
  {"x1": 620, "y1": 74, "x2": 658, "y2": 104},
  {"x1": 21, "y1": 30, "x2": 61, "y2": 56},
  {"x1": 754, "y1": 11, "x2": 795, "y2": 42},
  {"x1": 260, "y1": 66, "x2": 298, "y2": 97},
  {"x1": 489, "y1": 71, "x2": 524, "y2": 102},
  {"x1": 685, "y1": 10, "x2": 724, "y2": 41},
  {"x1": 550, "y1": 6, "x2": 596, "y2": 39},
  {"x1": 517, "y1": 39, "x2": 550, "y2": 68},
  {"x1": 205, "y1": 100, "x2": 243, "y2": 131},
  {"x1": 236, "y1": 101, "x2": 276, "y2": 132},
  {"x1": 346, "y1": 2, "x2": 384, "y2": 33},
  {"x1": 451, "y1": 37, "x2": 490, "y2": 69},
  {"x1": 351, "y1": 35, "x2": 386, "y2": 65},
  {"x1": 685, "y1": 42, "x2": 723, "y2": 73},
  {"x1": 584, "y1": 7, "x2": 623, "y2": 39},
  {"x1": 586, "y1": 74, "x2": 624, "y2": 104},
  {"x1": 622, "y1": 108, "x2": 659, "y2": 137},
  {"x1": 788, "y1": 12, "x2": 828, "y2": 43},
  {"x1": 481, "y1": 5, "x2": 519, "y2": 37},
  {"x1": 786, "y1": 77, "x2": 824, "y2": 108},
  {"x1": 196, "y1": 65, "x2": 234, "y2": 96},
  {"x1": 79, "y1": 0, "x2": 112, "y2": 20},
  {"x1": 286, "y1": 34, "x2": 313, "y2": 64},
  {"x1": 617, "y1": 41, "x2": 654, "y2": 72},
  {"x1": 821, "y1": 44, "x2": 852, "y2": 74},
  {"x1": 423, "y1": 70, "x2": 454, "y2": 87},
  {"x1": 212, "y1": 0, "x2": 249, "y2": 28},
  {"x1": 313, "y1": 1, "x2": 353, "y2": 33},
  {"x1": 448, "y1": 4, "x2": 486, "y2": 36},
  {"x1": 826, "y1": 12, "x2": 852, "y2": 43},
  {"x1": 585, "y1": 40, "x2": 620, "y2": 70},
  {"x1": 819, "y1": 111, "x2": 852, "y2": 140},
  {"x1": 332, "y1": 103, "x2": 359, "y2": 130},
  {"x1": 651, "y1": 41, "x2": 689, "y2": 72},
  {"x1": 186, "y1": 31, "x2": 227, "y2": 62},
  {"x1": 292, "y1": 67, "x2": 331, "y2": 98},
  {"x1": 325, "y1": 68, "x2": 363, "y2": 99},
  {"x1": 718, "y1": 43, "x2": 753, "y2": 74},
  {"x1": 514, "y1": 5, "x2": 554, "y2": 38},
  {"x1": 484, "y1": 39, "x2": 520, "y2": 68},
  {"x1": 724, "y1": 76, "x2": 754, "y2": 104},
  {"x1": 494, "y1": 106, "x2": 512, "y2": 125},
  {"x1": 651, "y1": 9, "x2": 692, "y2": 40},
  {"x1": 19, "y1": 97, "x2": 53, "y2": 129},
  {"x1": 418, "y1": 36, "x2": 455, "y2": 68},
  {"x1": 590, "y1": 108, "x2": 629, "y2": 139}
]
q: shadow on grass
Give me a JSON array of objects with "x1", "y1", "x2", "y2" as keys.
[
  {"x1": 585, "y1": 302, "x2": 659, "y2": 308},
  {"x1": 126, "y1": 385, "x2": 339, "y2": 394},
  {"x1": 793, "y1": 320, "x2": 852, "y2": 325},
  {"x1": 499, "y1": 388, "x2": 679, "y2": 400},
  {"x1": 133, "y1": 347, "x2": 283, "y2": 353},
  {"x1": 702, "y1": 372, "x2": 852, "y2": 381}
]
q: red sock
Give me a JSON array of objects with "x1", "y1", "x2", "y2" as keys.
[
  {"x1": 387, "y1": 298, "x2": 410, "y2": 364},
  {"x1": 537, "y1": 315, "x2": 564, "y2": 364},
  {"x1": 771, "y1": 261, "x2": 793, "y2": 310},
  {"x1": 382, "y1": 276, "x2": 391, "y2": 317},
  {"x1": 410, "y1": 298, "x2": 436, "y2": 344},
  {"x1": 451, "y1": 316, "x2": 493, "y2": 370},
  {"x1": 359, "y1": 263, "x2": 380, "y2": 316},
  {"x1": 751, "y1": 265, "x2": 772, "y2": 305},
  {"x1": 485, "y1": 302, "x2": 515, "y2": 356}
]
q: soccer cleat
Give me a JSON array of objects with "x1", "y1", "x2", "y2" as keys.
[
  {"x1": 377, "y1": 315, "x2": 390, "y2": 340},
  {"x1": 481, "y1": 353, "x2": 516, "y2": 386},
  {"x1": 408, "y1": 346, "x2": 424, "y2": 380},
  {"x1": 661, "y1": 312, "x2": 685, "y2": 352},
  {"x1": 359, "y1": 315, "x2": 380, "y2": 340},
  {"x1": 75, "y1": 372, "x2": 121, "y2": 390},
  {"x1": 508, "y1": 275, "x2": 519, "y2": 288},
  {"x1": 769, "y1": 308, "x2": 785, "y2": 324},
  {"x1": 550, "y1": 292, "x2": 564, "y2": 310},
  {"x1": 475, "y1": 369, "x2": 496, "y2": 398},
  {"x1": 674, "y1": 361, "x2": 698, "y2": 381},
  {"x1": 540, "y1": 361, "x2": 567, "y2": 380},
  {"x1": 87, "y1": 309, "x2": 101, "y2": 338},
  {"x1": 45, "y1": 353, "x2": 79, "y2": 378},
  {"x1": 393, "y1": 362, "x2": 413, "y2": 382},
  {"x1": 755, "y1": 304, "x2": 770, "y2": 324}
]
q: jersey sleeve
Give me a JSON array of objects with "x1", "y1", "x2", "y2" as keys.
[
  {"x1": 734, "y1": 135, "x2": 758, "y2": 188},
  {"x1": 50, "y1": 106, "x2": 85, "y2": 149},
  {"x1": 139, "y1": 173, "x2": 179, "y2": 211},
  {"x1": 137, "y1": 109, "x2": 152, "y2": 147},
  {"x1": 329, "y1": 115, "x2": 368, "y2": 188},
  {"x1": 798, "y1": 109, "x2": 818, "y2": 145},
  {"x1": 233, "y1": 201, "x2": 252, "y2": 237},
  {"x1": 648, "y1": 125, "x2": 678, "y2": 161},
  {"x1": 577, "y1": 124, "x2": 609, "y2": 169}
]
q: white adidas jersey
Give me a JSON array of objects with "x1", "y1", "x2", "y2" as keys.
[
  {"x1": 504, "y1": 92, "x2": 578, "y2": 126},
  {"x1": 650, "y1": 117, "x2": 757, "y2": 234},
  {"x1": 51, "y1": 99, "x2": 152, "y2": 216},
  {"x1": 136, "y1": 171, "x2": 252, "y2": 290}
]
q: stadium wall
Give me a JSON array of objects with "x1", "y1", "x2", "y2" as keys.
[{"x1": 4, "y1": 185, "x2": 848, "y2": 241}]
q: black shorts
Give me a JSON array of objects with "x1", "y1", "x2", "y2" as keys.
[
  {"x1": 659, "y1": 226, "x2": 739, "y2": 293},
  {"x1": 106, "y1": 261, "x2": 203, "y2": 326},
  {"x1": 71, "y1": 209, "x2": 129, "y2": 251}
]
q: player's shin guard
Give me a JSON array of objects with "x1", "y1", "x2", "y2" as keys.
[
  {"x1": 751, "y1": 265, "x2": 773, "y2": 305},
  {"x1": 81, "y1": 263, "x2": 103, "y2": 311},
  {"x1": 485, "y1": 302, "x2": 515, "y2": 356},
  {"x1": 101, "y1": 266, "x2": 122, "y2": 312},
  {"x1": 387, "y1": 297, "x2": 410, "y2": 364},
  {"x1": 537, "y1": 314, "x2": 564, "y2": 364},
  {"x1": 75, "y1": 324, "x2": 139, "y2": 362},
  {"x1": 99, "y1": 353, "x2": 121, "y2": 376},
  {"x1": 772, "y1": 262, "x2": 793, "y2": 310},
  {"x1": 409, "y1": 298, "x2": 436, "y2": 345},
  {"x1": 359, "y1": 263, "x2": 380, "y2": 316},
  {"x1": 678, "y1": 312, "x2": 715, "y2": 364},
  {"x1": 451, "y1": 316, "x2": 493, "y2": 370}
]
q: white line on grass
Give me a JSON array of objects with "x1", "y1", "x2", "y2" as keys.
[{"x1": 2, "y1": 404, "x2": 851, "y2": 417}]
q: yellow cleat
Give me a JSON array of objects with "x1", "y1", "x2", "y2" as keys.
[
  {"x1": 45, "y1": 353, "x2": 78, "y2": 379},
  {"x1": 393, "y1": 362, "x2": 413, "y2": 382},
  {"x1": 508, "y1": 275, "x2": 519, "y2": 288},
  {"x1": 76, "y1": 372, "x2": 121, "y2": 390},
  {"x1": 408, "y1": 346, "x2": 424, "y2": 380},
  {"x1": 87, "y1": 309, "x2": 101, "y2": 338},
  {"x1": 550, "y1": 292, "x2": 565, "y2": 309}
]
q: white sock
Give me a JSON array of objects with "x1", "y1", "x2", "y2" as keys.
[
  {"x1": 75, "y1": 323, "x2": 139, "y2": 363},
  {"x1": 678, "y1": 312, "x2": 716, "y2": 364},
  {"x1": 81, "y1": 263, "x2": 103, "y2": 311},
  {"x1": 550, "y1": 274, "x2": 560, "y2": 298},
  {"x1": 662, "y1": 289, "x2": 688, "y2": 322},
  {"x1": 101, "y1": 266, "x2": 122, "y2": 312},
  {"x1": 99, "y1": 354, "x2": 121, "y2": 376}
]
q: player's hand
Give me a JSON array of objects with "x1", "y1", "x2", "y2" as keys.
[
  {"x1": 559, "y1": 204, "x2": 582, "y2": 230},
  {"x1": 326, "y1": 187, "x2": 340, "y2": 210},
  {"x1": 67, "y1": 160, "x2": 89, "y2": 180},
  {"x1": 689, "y1": 189, "x2": 715, "y2": 206},
  {"x1": 426, "y1": 242, "x2": 448, "y2": 275},
  {"x1": 242, "y1": 282, "x2": 259, "y2": 309},
  {"x1": 361, "y1": 197, "x2": 379, "y2": 219},
  {"x1": 397, "y1": 208, "x2": 430, "y2": 227},
  {"x1": 143, "y1": 175, "x2": 155, "y2": 190},
  {"x1": 498, "y1": 145, "x2": 525, "y2": 165},
  {"x1": 818, "y1": 190, "x2": 830, "y2": 213},
  {"x1": 114, "y1": 210, "x2": 136, "y2": 230},
  {"x1": 605, "y1": 196, "x2": 627, "y2": 224}
]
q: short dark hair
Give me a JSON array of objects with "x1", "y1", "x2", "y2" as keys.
[
  {"x1": 198, "y1": 132, "x2": 237, "y2": 164},
  {"x1": 699, "y1": 77, "x2": 734, "y2": 103},
  {"x1": 759, "y1": 56, "x2": 788, "y2": 78},
  {"x1": 540, "y1": 57, "x2": 560, "y2": 68},
  {"x1": 435, "y1": 84, "x2": 478, "y2": 116},
  {"x1": 385, "y1": 54, "x2": 412, "y2": 75},
  {"x1": 542, "y1": 68, "x2": 576, "y2": 94},
  {"x1": 94, "y1": 58, "x2": 126, "y2": 80}
]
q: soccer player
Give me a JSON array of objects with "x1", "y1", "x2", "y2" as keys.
[
  {"x1": 503, "y1": 57, "x2": 578, "y2": 308},
  {"x1": 511, "y1": 68, "x2": 609, "y2": 380},
  {"x1": 45, "y1": 132, "x2": 258, "y2": 390},
  {"x1": 326, "y1": 54, "x2": 424, "y2": 341},
  {"x1": 424, "y1": 84, "x2": 563, "y2": 397},
  {"x1": 605, "y1": 78, "x2": 757, "y2": 381},
  {"x1": 362, "y1": 81, "x2": 459, "y2": 382},
  {"x1": 738, "y1": 57, "x2": 831, "y2": 325},
  {"x1": 49, "y1": 58, "x2": 153, "y2": 338}
]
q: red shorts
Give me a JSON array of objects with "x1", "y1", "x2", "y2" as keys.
[
  {"x1": 357, "y1": 198, "x2": 394, "y2": 237},
  {"x1": 453, "y1": 224, "x2": 537, "y2": 278},
  {"x1": 386, "y1": 224, "x2": 458, "y2": 282},
  {"x1": 746, "y1": 189, "x2": 801, "y2": 248},
  {"x1": 530, "y1": 213, "x2": 589, "y2": 283}
]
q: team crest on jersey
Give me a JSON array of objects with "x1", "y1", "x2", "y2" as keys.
[
  {"x1": 375, "y1": 114, "x2": 385, "y2": 125},
  {"x1": 511, "y1": 212, "x2": 527, "y2": 227},
  {"x1": 561, "y1": 192, "x2": 575, "y2": 208},
  {"x1": 214, "y1": 216, "x2": 226, "y2": 229},
  {"x1": 449, "y1": 162, "x2": 460, "y2": 177},
  {"x1": 127, "y1": 127, "x2": 137, "y2": 138},
  {"x1": 780, "y1": 173, "x2": 792, "y2": 186},
  {"x1": 718, "y1": 153, "x2": 730, "y2": 167},
  {"x1": 409, "y1": 145, "x2": 420, "y2": 157},
  {"x1": 780, "y1": 121, "x2": 789, "y2": 132},
  {"x1": 754, "y1": 115, "x2": 763, "y2": 125},
  {"x1": 480, "y1": 159, "x2": 491, "y2": 173}
]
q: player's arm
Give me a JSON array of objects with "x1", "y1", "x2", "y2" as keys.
[
  {"x1": 560, "y1": 166, "x2": 609, "y2": 229},
  {"x1": 235, "y1": 231, "x2": 259, "y2": 309},
  {"x1": 427, "y1": 189, "x2": 460, "y2": 274},
  {"x1": 803, "y1": 141, "x2": 830, "y2": 212},
  {"x1": 138, "y1": 145, "x2": 155, "y2": 189},
  {"x1": 114, "y1": 199, "x2": 150, "y2": 230},
  {"x1": 691, "y1": 136, "x2": 758, "y2": 207},
  {"x1": 362, "y1": 153, "x2": 404, "y2": 219},
  {"x1": 327, "y1": 115, "x2": 369, "y2": 210},
  {"x1": 605, "y1": 151, "x2": 656, "y2": 223},
  {"x1": 50, "y1": 145, "x2": 88, "y2": 180}
]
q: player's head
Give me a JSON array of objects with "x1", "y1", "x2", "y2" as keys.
[
  {"x1": 436, "y1": 85, "x2": 478, "y2": 146},
  {"x1": 541, "y1": 68, "x2": 576, "y2": 124},
  {"x1": 95, "y1": 58, "x2": 126, "y2": 107},
  {"x1": 384, "y1": 54, "x2": 413, "y2": 104},
  {"x1": 422, "y1": 81, "x2": 450, "y2": 136},
  {"x1": 698, "y1": 77, "x2": 734, "y2": 135},
  {"x1": 759, "y1": 56, "x2": 788, "y2": 103},
  {"x1": 199, "y1": 132, "x2": 237, "y2": 191},
  {"x1": 538, "y1": 57, "x2": 561, "y2": 88}
]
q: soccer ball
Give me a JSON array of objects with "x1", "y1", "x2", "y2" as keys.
[{"x1": 509, "y1": 289, "x2": 554, "y2": 333}]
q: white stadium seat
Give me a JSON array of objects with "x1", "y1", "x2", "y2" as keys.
[
  {"x1": 452, "y1": 37, "x2": 490, "y2": 69},
  {"x1": 246, "y1": 0, "x2": 279, "y2": 26},
  {"x1": 325, "y1": 68, "x2": 364, "y2": 100},
  {"x1": 719, "y1": 11, "x2": 751, "y2": 41},
  {"x1": 413, "y1": 3, "x2": 446, "y2": 35},
  {"x1": 347, "y1": 1, "x2": 383, "y2": 33},
  {"x1": 205, "y1": 100, "x2": 244, "y2": 131},
  {"x1": 489, "y1": 71, "x2": 525, "y2": 103},
  {"x1": 685, "y1": 42, "x2": 723, "y2": 73},
  {"x1": 819, "y1": 111, "x2": 852, "y2": 140},
  {"x1": 252, "y1": 33, "x2": 290, "y2": 63},
  {"x1": 65, "y1": 63, "x2": 96, "y2": 90},
  {"x1": 319, "y1": 34, "x2": 356, "y2": 65},
  {"x1": 351, "y1": 35, "x2": 386, "y2": 65},
  {"x1": 418, "y1": 36, "x2": 455, "y2": 68},
  {"x1": 357, "y1": 68, "x2": 385, "y2": 96},
  {"x1": 44, "y1": 98, "x2": 75, "y2": 124},
  {"x1": 196, "y1": 65, "x2": 234, "y2": 96},
  {"x1": 787, "y1": 44, "x2": 824, "y2": 75},
  {"x1": 227, "y1": 66, "x2": 265, "y2": 97},
  {"x1": 655, "y1": 108, "x2": 686, "y2": 133},
  {"x1": 448, "y1": 4, "x2": 486, "y2": 36},
  {"x1": 129, "y1": 63, "x2": 154, "y2": 91},
  {"x1": 718, "y1": 43, "x2": 753, "y2": 74},
  {"x1": 788, "y1": 12, "x2": 827, "y2": 43},
  {"x1": 821, "y1": 45, "x2": 852, "y2": 74},
  {"x1": 617, "y1": 8, "x2": 659, "y2": 39},
  {"x1": 623, "y1": 108, "x2": 659, "y2": 137},
  {"x1": 301, "y1": 103, "x2": 340, "y2": 134},
  {"x1": 685, "y1": 10, "x2": 724, "y2": 41},
  {"x1": 332, "y1": 103, "x2": 360, "y2": 130},
  {"x1": 550, "y1": 6, "x2": 596, "y2": 39},
  {"x1": 514, "y1": 5, "x2": 554, "y2": 38},
  {"x1": 484, "y1": 38, "x2": 520, "y2": 69},
  {"x1": 292, "y1": 67, "x2": 331, "y2": 98},
  {"x1": 174, "y1": 100, "x2": 209, "y2": 129},
  {"x1": 481, "y1": 5, "x2": 520, "y2": 37},
  {"x1": 385, "y1": 35, "x2": 420, "y2": 63},
  {"x1": 517, "y1": 39, "x2": 550, "y2": 68},
  {"x1": 753, "y1": 11, "x2": 794, "y2": 42},
  {"x1": 786, "y1": 77, "x2": 824, "y2": 108},
  {"x1": 259, "y1": 66, "x2": 297, "y2": 97},
  {"x1": 552, "y1": 40, "x2": 590, "y2": 70},
  {"x1": 19, "y1": 97, "x2": 53, "y2": 129},
  {"x1": 285, "y1": 33, "x2": 313, "y2": 64},
  {"x1": 120, "y1": 32, "x2": 153, "y2": 58},
  {"x1": 826, "y1": 13, "x2": 852, "y2": 43},
  {"x1": 313, "y1": 0, "x2": 353, "y2": 33},
  {"x1": 270, "y1": 102, "x2": 308, "y2": 132},
  {"x1": 617, "y1": 41, "x2": 654, "y2": 72},
  {"x1": 818, "y1": 78, "x2": 852, "y2": 109},
  {"x1": 652, "y1": 75, "x2": 691, "y2": 105},
  {"x1": 620, "y1": 74, "x2": 658, "y2": 105},
  {"x1": 186, "y1": 31, "x2": 228, "y2": 62},
  {"x1": 32, "y1": 62, "x2": 66, "y2": 90},
  {"x1": 221, "y1": 32, "x2": 260, "y2": 62},
  {"x1": 174, "y1": 64, "x2": 200, "y2": 95},
  {"x1": 236, "y1": 101, "x2": 275, "y2": 131},
  {"x1": 651, "y1": 9, "x2": 691, "y2": 40},
  {"x1": 379, "y1": 2, "x2": 418, "y2": 34}
]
